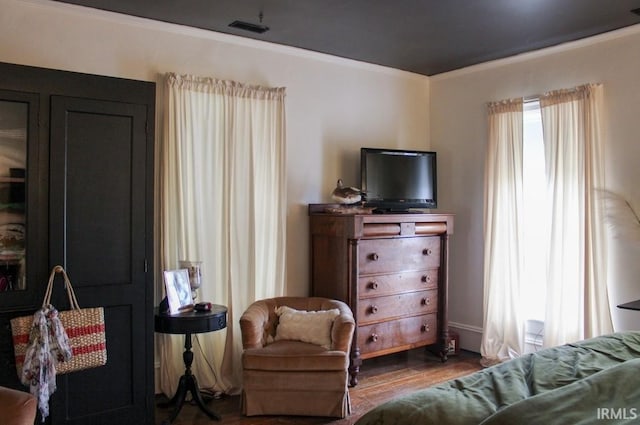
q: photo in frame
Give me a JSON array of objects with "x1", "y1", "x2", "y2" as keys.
[{"x1": 163, "y1": 269, "x2": 193, "y2": 314}]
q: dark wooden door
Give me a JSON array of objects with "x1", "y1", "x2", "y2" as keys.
[{"x1": 47, "y1": 95, "x2": 153, "y2": 425}]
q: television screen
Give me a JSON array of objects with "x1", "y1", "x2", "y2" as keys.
[{"x1": 360, "y1": 147, "x2": 437, "y2": 210}]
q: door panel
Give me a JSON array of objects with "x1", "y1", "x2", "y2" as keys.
[
  {"x1": 49, "y1": 95, "x2": 151, "y2": 425},
  {"x1": 62, "y1": 305, "x2": 135, "y2": 417},
  {"x1": 0, "y1": 89, "x2": 46, "y2": 312}
]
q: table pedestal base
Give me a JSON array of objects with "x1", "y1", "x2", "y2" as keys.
[
  {"x1": 159, "y1": 373, "x2": 219, "y2": 423},
  {"x1": 159, "y1": 332, "x2": 220, "y2": 423}
]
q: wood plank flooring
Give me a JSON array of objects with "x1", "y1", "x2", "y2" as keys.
[{"x1": 155, "y1": 348, "x2": 482, "y2": 425}]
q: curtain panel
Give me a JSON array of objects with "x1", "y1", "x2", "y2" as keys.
[
  {"x1": 159, "y1": 73, "x2": 287, "y2": 396},
  {"x1": 481, "y1": 98, "x2": 524, "y2": 366},
  {"x1": 540, "y1": 83, "x2": 612, "y2": 347}
]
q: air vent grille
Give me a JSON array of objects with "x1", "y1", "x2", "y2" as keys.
[{"x1": 229, "y1": 20, "x2": 269, "y2": 34}]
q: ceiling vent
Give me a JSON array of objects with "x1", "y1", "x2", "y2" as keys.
[
  {"x1": 229, "y1": 20, "x2": 269, "y2": 34},
  {"x1": 229, "y1": 10, "x2": 269, "y2": 34}
]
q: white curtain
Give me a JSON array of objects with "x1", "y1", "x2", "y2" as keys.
[
  {"x1": 480, "y1": 98, "x2": 524, "y2": 366},
  {"x1": 481, "y1": 84, "x2": 613, "y2": 363},
  {"x1": 159, "y1": 73, "x2": 287, "y2": 396},
  {"x1": 540, "y1": 83, "x2": 612, "y2": 347}
]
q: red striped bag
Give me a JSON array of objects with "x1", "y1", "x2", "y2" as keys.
[{"x1": 11, "y1": 265, "x2": 107, "y2": 376}]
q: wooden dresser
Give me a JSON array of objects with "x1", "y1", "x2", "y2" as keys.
[{"x1": 309, "y1": 205, "x2": 453, "y2": 385}]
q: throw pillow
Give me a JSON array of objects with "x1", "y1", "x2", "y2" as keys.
[{"x1": 274, "y1": 306, "x2": 340, "y2": 349}]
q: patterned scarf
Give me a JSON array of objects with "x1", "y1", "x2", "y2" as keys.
[{"x1": 20, "y1": 305, "x2": 73, "y2": 421}]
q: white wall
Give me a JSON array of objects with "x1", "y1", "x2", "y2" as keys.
[
  {"x1": 0, "y1": 0, "x2": 430, "y2": 297},
  {"x1": 431, "y1": 25, "x2": 640, "y2": 351}
]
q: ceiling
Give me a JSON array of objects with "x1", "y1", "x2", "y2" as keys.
[{"x1": 55, "y1": 0, "x2": 640, "y2": 76}]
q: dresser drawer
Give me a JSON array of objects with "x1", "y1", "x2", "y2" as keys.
[
  {"x1": 359, "y1": 237, "x2": 441, "y2": 274},
  {"x1": 358, "y1": 269, "x2": 438, "y2": 298},
  {"x1": 357, "y1": 289, "x2": 437, "y2": 324},
  {"x1": 358, "y1": 313, "x2": 437, "y2": 356}
]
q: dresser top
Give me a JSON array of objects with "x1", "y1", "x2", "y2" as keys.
[{"x1": 309, "y1": 204, "x2": 454, "y2": 237}]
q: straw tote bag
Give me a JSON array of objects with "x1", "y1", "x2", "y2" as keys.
[{"x1": 10, "y1": 265, "x2": 107, "y2": 376}]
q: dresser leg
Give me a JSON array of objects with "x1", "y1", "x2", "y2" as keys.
[
  {"x1": 349, "y1": 346, "x2": 362, "y2": 386},
  {"x1": 440, "y1": 328, "x2": 450, "y2": 362},
  {"x1": 439, "y1": 349, "x2": 449, "y2": 362}
]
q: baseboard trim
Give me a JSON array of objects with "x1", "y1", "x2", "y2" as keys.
[
  {"x1": 448, "y1": 321, "x2": 483, "y2": 353},
  {"x1": 449, "y1": 321, "x2": 483, "y2": 334}
]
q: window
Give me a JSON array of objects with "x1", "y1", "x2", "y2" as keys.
[
  {"x1": 522, "y1": 100, "x2": 545, "y2": 321},
  {"x1": 522, "y1": 100, "x2": 545, "y2": 349}
]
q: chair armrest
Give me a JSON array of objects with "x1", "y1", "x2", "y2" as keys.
[
  {"x1": 239, "y1": 301, "x2": 272, "y2": 349},
  {"x1": 0, "y1": 386, "x2": 37, "y2": 425},
  {"x1": 325, "y1": 300, "x2": 355, "y2": 353}
]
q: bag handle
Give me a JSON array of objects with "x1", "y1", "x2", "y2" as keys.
[{"x1": 41, "y1": 265, "x2": 81, "y2": 310}]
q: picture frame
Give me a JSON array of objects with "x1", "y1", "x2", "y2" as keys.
[{"x1": 163, "y1": 268, "x2": 193, "y2": 314}]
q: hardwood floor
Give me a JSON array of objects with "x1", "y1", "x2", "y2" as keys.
[{"x1": 155, "y1": 348, "x2": 482, "y2": 425}]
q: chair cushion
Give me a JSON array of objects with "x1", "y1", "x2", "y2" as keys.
[
  {"x1": 243, "y1": 340, "x2": 349, "y2": 371},
  {"x1": 274, "y1": 305, "x2": 339, "y2": 348},
  {"x1": 0, "y1": 386, "x2": 37, "y2": 425}
]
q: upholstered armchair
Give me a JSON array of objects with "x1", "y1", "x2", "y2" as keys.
[
  {"x1": 240, "y1": 296, "x2": 355, "y2": 418},
  {"x1": 0, "y1": 386, "x2": 37, "y2": 425}
]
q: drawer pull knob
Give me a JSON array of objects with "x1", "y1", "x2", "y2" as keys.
[
  {"x1": 421, "y1": 297, "x2": 430, "y2": 306},
  {"x1": 369, "y1": 281, "x2": 379, "y2": 290},
  {"x1": 370, "y1": 333, "x2": 379, "y2": 342},
  {"x1": 370, "y1": 253, "x2": 379, "y2": 261},
  {"x1": 370, "y1": 305, "x2": 378, "y2": 314},
  {"x1": 423, "y1": 248, "x2": 433, "y2": 256},
  {"x1": 421, "y1": 323, "x2": 430, "y2": 332},
  {"x1": 421, "y1": 275, "x2": 431, "y2": 283}
]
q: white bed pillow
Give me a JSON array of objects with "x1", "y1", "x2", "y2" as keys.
[{"x1": 274, "y1": 305, "x2": 340, "y2": 349}]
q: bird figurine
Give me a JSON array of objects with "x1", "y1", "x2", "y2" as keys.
[{"x1": 331, "y1": 179, "x2": 362, "y2": 204}]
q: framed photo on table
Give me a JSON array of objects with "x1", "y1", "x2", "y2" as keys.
[{"x1": 163, "y1": 269, "x2": 193, "y2": 314}]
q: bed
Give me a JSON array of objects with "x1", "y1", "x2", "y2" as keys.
[{"x1": 355, "y1": 331, "x2": 640, "y2": 425}]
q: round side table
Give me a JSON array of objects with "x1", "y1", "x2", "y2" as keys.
[{"x1": 154, "y1": 305, "x2": 227, "y2": 423}]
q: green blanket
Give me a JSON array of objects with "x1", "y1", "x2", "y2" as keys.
[{"x1": 355, "y1": 332, "x2": 640, "y2": 425}]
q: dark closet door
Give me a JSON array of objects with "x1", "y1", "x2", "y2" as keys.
[
  {"x1": 0, "y1": 88, "x2": 47, "y2": 391},
  {"x1": 48, "y1": 96, "x2": 153, "y2": 425}
]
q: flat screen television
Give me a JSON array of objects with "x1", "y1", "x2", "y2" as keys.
[{"x1": 360, "y1": 147, "x2": 437, "y2": 211}]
